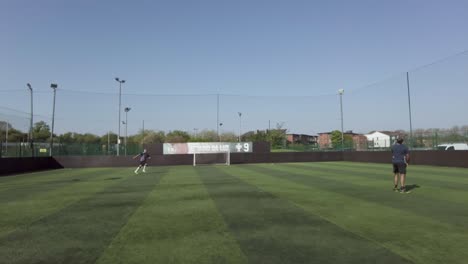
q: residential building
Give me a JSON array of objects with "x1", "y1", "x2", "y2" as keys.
[
  {"x1": 318, "y1": 130, "x2": 367, "y2": 150},
  {"x1": 365, "y1": 131, "x2": 399, "y2": 148},
  {"x1": 286, "y1": 134, "x2": 318, "y2": 145}
]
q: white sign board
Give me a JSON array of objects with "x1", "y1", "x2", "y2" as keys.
[{"x1": 163, "y1": 142, "x2": 252, "y2": 154}]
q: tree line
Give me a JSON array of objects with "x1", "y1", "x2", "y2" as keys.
[
  {"x1": 1, "y1": 120, "x2": 466, "y2": 149},
  {"x1": 0, "y1": 120, "x2": 288, "y2": 148}
]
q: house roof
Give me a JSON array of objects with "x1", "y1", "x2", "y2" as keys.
[
  {"x1": 367, "y1": 131, "x2": 400, "y2": 136},
  {"x1": 286, "y1": 133, "x2": 318, "y2": 137},
  {"x1": 318, "y1": 131, "x2": 362, "y2": 136}
]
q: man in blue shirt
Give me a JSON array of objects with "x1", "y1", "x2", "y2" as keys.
[
  {"x1": 133, "y1": 149, "x2": 151, "y2": 174},
  {"x1": 391, "y1": 136, "x2": 410, "y2": 193}
]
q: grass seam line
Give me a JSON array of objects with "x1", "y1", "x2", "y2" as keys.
[
  {"x1": 0, "y1": 169, "x2": 131, "y2": 239},
  {"x1": 227, "y1": 166, "x2": 417, "y2": 264},
  {"x1": 94, "y1": 172, "x2": 167, "y2": 263},
  {"x1": 195, "y1": 168, "x2": 251, "y2": 263}
]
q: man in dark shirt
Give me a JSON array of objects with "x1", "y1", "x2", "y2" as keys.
[
  {"x1": 391, "y1": 136, "x2": 410, "y2": 193},
  {"x1": 133, "y1": 149, "x2": 151, "y2": 174}
]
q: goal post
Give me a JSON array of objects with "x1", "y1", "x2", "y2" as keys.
[{"x1": 193, "y1": 150, "x2": 230, "y2": 166}]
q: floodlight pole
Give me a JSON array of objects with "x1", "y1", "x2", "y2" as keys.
[
  {"x1": 216, "y1": 94, "x2": 220, "y2": 141},
  {"x1": 338, "y1": 89, "x2": 344, "y2": 151},
  {"x1": 238, "y1": 112, "x2": 242, "y2": 142},
  {"x1": 5, "y1": 121, "x2": 8, "y2": 155},
  {"x1": 406, "y1": 72, "x2": 413, "y2": 148},
  {"x1": 115, "y1": 78, "x2": 125, "y2": 156},
  {"x1": 219, "y1": 122, "x2": 223, "y2": 141},
  {"x1": 124, "y1": 107, "x2": 131, "y2": 156},
  {"x1": 50, "y1": 83, "x2": 58, "y2": 156},
  {"x1": 27, "y1": 83, "x2": 34, "y2": 156},
  {"x1": 141, "y1": 120, "x2": 145, "y2": 148}
]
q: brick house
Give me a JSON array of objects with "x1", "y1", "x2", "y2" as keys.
[
  {"x1": 286, "y1": 134, "x2": 318, "y2": 145},
  {"x1": 318, "y1": 132, "x2": 333, "y2": 149},
  {"x1": 318, "y1": 131, "x2": 367, "y2": 150}
]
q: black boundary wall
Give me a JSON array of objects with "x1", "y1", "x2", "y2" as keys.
[
  {"x1": 49, "y1": 150, "x2": 468, "y2": 169},
  {"x1": 0, "y1": 157, "x2": 63, "y2": 176},
  {"x1": 342, "y1": 150, "x2": 468, "y2": 168},
  {"x1": 53, "y1": 152, "x2": 344, "y2": 168},
  {"x1": 2, "y1": 150, "x2": 467, "y2": 176}
]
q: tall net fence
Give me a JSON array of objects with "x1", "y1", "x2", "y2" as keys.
[
  {"x1": 1, "y1": 51, "x2": 467, "y2": 156},
  {"x1": 0, "y1": 106, "x2": 34, "y2": 157}
]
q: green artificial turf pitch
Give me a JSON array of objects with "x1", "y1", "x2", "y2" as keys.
[{"x1": 1, "y1": 162, "x2": 468, "y2": 264}]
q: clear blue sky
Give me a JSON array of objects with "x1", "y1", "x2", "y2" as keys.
[{"x1": 1, "y1": 0, "x2": 468, "y2": 136}]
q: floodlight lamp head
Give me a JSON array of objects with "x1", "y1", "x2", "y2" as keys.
[
  {"x1": 121, "y1": 80, "x2": 126, "y2": 83},
  {"x1": 50, "y1": 83, "x2": 58, "y2": 89},
  {"x1": 27, "y1": 83, "x2": 32, "y2": 89},
  {"x1": 115, "y1": 77, "x2": 119, "y2": 82},
  {"x1": 124, "y1": 107, "x2": 131, "y2": 112},
  {"x1": 338, "y1": 89, "x2": 344, "y2": 95}
]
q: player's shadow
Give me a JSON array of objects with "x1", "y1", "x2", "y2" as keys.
[
  {"x1": 104, "y1": 177, "x2": 122, "y2": 181},
  {"x1": 406, "y1": 184, "x2": 420, "y2": 192}
]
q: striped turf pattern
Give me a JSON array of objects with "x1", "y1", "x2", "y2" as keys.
[{"x1": 1, "y1": 162, "x2": 467, "y2": 264}]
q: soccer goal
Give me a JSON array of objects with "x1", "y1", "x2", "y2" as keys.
[{"x1": 193, "y1": 151, "x2": 230, "y2": 166}]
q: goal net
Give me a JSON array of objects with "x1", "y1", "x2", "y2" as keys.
[{"x1": 193, "y1": 151, "x2": 230, "y2": 166}]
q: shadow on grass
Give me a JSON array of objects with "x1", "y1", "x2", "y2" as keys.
[
  {"x1": 406, "y1": 184, "x2": 420, "y2": 192},
  {"x1": 104, "y1": 177, "x2": 122, "y2": 181}
]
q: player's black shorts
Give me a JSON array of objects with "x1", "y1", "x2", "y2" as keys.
[
  {"x1": 139, "y1": 160, "x2": 147, "y2": 166},
  {"x1": 393, "y1": 163, "x2": 407, "y2": 174}
]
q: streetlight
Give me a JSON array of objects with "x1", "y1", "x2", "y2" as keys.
[
  {"x1": 50, "y1": 83, "x2": 58, "y2": 156},
  {"x1": 115, "y1": 77, "x2": 125, "y2": 156},
  {"x1": 238, "y1": 112, "x2": 242, "y2": 142},
  {"x1": 124, "y1": 107, "x2": 131, "y2": 156},
  {"x1": 27, "y1": 83, "x2": 33, "y2": 156},
  {"x1": 338, "y1": 89, "x2": 344, "y2": 151}
]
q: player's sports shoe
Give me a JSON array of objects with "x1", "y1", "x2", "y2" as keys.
[
  {"x1": 393, "y1": 187, "x2": 399, "y2": 192},
  {"x1": 142, "y1": 170, "x2": 146, "y2": 173},
  {"x1": 134, "y1": 170, "x2": 139, "y2": 174},
  {"x1": 399, "y1": 188, "x2": 410, "y2": 194}
]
